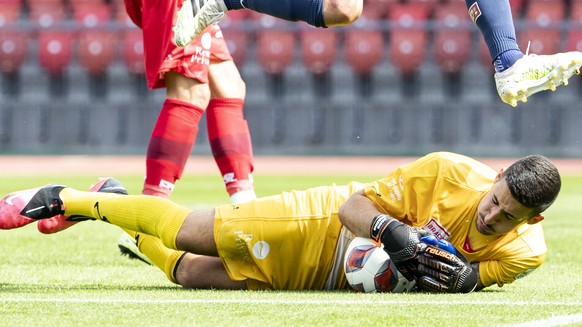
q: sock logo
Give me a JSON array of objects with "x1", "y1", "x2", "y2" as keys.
[
  {"x1": 159, "y1": 180, "x2": 175, "y2": 191},
  {"x1": 468, "y1": 3, "x2": 482, "y2": 24},
  {"x1": 94, "y1": 202, "x2": 109, "y2": 223},
  {"x1": 223, "y1": 172, "x2": 238, "y2": 184}
]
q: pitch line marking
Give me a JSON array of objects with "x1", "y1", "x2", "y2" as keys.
[
  {"x1": 506, "y1": 313, "x2": 582, "y2": 327},
  {"x1": 1, "y1": 298, "x2": 581, "y2": 307}
]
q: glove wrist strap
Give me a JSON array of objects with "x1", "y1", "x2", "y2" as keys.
[{"x1": 370, "y1": 214, "x2": 393, "y2": 243}]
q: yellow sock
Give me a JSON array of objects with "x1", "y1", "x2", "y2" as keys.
[
  {"x1": 60, "y1": 188, "x2": 190, "y2": 249},
  {"x1": 123, "y1": 229, "x2": 185, "y2": 284}
]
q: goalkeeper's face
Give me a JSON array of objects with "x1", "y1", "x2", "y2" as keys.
[{"x1": 476, "y1": 178, "x2": 543, "y2": 236}]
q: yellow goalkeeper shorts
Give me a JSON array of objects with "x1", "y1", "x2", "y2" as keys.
[{"x1": 213, "y1": 184, "x2": 359, "y2": 290}]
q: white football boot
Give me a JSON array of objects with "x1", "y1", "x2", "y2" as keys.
[{"x1": 495, "y1": 51, "x2": 582, "y2": 107}]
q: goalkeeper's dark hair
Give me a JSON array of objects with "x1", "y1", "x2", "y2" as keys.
[{"x1": 503, "y1": 155, "x2": 561, "y2": 215}]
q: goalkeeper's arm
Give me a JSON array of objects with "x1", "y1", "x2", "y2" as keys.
[
  {"x1": 338, "y1": 190, "x2": 427, "y2": 281},
  {"x1": 338, "y1": 189, "x2": 388, "y2": 237},
  {"x1": 339, "y1": 190, "x2": 479, "y2": 292}
]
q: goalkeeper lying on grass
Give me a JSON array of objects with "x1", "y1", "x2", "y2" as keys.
[{"x1": 0, "y1": 152, "x2": 560, "y2": 293}]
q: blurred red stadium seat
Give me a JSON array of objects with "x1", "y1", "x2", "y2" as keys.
[
  {"x1": 27, "y1": 0, "x2": 63, "y2": 10},
  {"x1": 222, "y1": 30, "x2": 248, "y2": 67},
  {"x1": 0, "y1": 1, "x2": 21, "y2": 26},
  {"x1": 406, "y1": 0, "x2": 440, "y2": 17},
  {"x1": 565, "y1": 30, "x2": 582, "y2": 52},
  {"x1": 220, "y1": 9, "x2": 251, "y2": 66},
  {"x1": 565, "y1": 1, "x2": 582, "y2": 53},
  {"x1": 69, "y1": 0, "x2": 108, "y2": 11},
  {"x1": 255, "y1": 16, "x2": 295, "y2": 75},
  {"x1": 122, "y1": 29, "x2": 145, "y2": 74},
  {"x1": 388, "y1": 4, "x2": 429, "y2": 75},
  {"x1": 300, "y1": 27, "x2": 337, "y2": 75},
  {"x1": 509, "y1": 0, "x2": 525, "y2": 17},
  {"x1": 38, "y1": 30, "x2": 74, "y2": 75},
  {"x1": 78, "y1": 30, "x2": 116, "y2": 75},
  {"x1": 570, "y1": 1, "x2": 582, "y2": 25},
  {"x1": 73, "y1": 3, "x2": 112, "y2": 27},
  {"x1": 344, "y1": 14, "x2": 383, "y2": 76},
  {"x1": 433, "y1": 4, "x2": 472, "y2": 74},
  {"x1": 518, "y1": 0, "x2": 564, "y2": 54},
  {"x1": 363, "y1": 0, "x2": 398, "y2": 20},
  {"x1": 73, "y1": 3, "x2": 114, "y2": 75},
  {"x1": 0, "y1": 29, "x2": 28, "y2": 73},
  {"x1": 28, "y1": 1, "x2": 67, "y2": 28}
]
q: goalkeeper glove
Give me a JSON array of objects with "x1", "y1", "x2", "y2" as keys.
[
  {"x1": 370, "y1": 214, "x2": 429, "y2": 282},
  {"x1": 416, "y1": 243, "x2": 478, "y2": 293},
  {"x1": 370, "y1": 214, "x2": 478, "y2": 293}
]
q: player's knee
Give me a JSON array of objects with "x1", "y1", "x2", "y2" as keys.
[
  {"x1": 324, "y1": 0, "x2": 363, "y2": 26},
  {"x1": 232, "y1": 78, "x2": 246, "y2": 99},
  {"x1": 174, "y1": 254, "x2": 206, "y2": 289},
  {"x1": 166, "y1": 72, "x2": 211, "y2": 105}
]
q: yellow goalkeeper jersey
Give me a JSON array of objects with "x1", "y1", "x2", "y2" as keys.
[
  {"x1": 214, "y1": 152, "x2": 546, "y2": 290},
  {"x1": 364, "y1": 152, "x2": 547, "y2": 288}
]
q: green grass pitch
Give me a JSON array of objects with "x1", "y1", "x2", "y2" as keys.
[{"x1": 1, "y1": 174, "x2": 581, "y2": 326}]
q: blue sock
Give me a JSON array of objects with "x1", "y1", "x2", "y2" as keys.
[
  {"x1": 465, "y1": 0, "x2": 523, "y2": 72},
  {"x1": 223, "y1": 0, "x2": 326, "y2": 27},
  {"x1": 493, "y1": 50, "x2": 524, "y2": 72}
]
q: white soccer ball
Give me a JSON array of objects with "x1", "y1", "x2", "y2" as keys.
[{"x1": 344, "y1": 237, "x2": 416, "y2": 293}]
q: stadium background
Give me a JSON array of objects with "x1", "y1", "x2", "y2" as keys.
[{"x1": 1, "y1": 0, "x2": 582, "y2": 158}]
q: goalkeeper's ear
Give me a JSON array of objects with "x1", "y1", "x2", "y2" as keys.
[{"x1": 527, "y1": 215, "x2": 544, "y2": 225}]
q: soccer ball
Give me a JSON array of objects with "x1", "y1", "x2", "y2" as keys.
[{"x1": 344, "y1": 237, "x2": 416, "y2": 293}]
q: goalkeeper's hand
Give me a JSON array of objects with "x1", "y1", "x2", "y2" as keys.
[
  {"x1": 370, "y1": 214, "x2": 430, "y2": 281},
  {"x1": 370, "y1": 214, "x2": 478, "y2": 293},
  {"x1": 416, "y1": 240, "x2": 478, "y2": 293}
]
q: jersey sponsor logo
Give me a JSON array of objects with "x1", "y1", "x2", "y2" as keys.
[
  {"x1": 252, "y1": 241, "x2": 270, "y2": 260},
  {"x1": 423, "y1": 217, "x2": 451, "y2": 241},
  {"x1": 468, "y1": 3, "x2": 482, "y2": 23},
  {"x1": 386, "y1": 178, "x2": 402, "y2": 202}
]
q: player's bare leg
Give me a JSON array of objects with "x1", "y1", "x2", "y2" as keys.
[
  {"x1": 174, "y1": 0, "x2": 362, "y2": 46},
  {"x1": 121, "y1": 228, "x2": 244, "y2": 288},
  {"x1": 175, "y1": 253, "x2": 247, "y2": 289},
  {"x1": 207, "y1": 60, "x2": 256, "y2": 203},
  {"x1": 142, "y1": 72, "x2": 209, "y2": 198}
]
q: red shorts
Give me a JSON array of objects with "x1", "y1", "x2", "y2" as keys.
[{"x1": 124, "y1": 0, "x2": 233, "y2": 89}]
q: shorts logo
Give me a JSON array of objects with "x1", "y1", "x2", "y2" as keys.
[
  {"x1": 468, "y1": 3, "x2": 482, "y2": 24},
  {"x1": 190, "y1": 32, "x2": 212, "y2": 65},
  {"x1": 252, "y1": 241, "x2": 270, "y2": 260}
]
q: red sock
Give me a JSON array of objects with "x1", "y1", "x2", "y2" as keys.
[
  {"x1": 144, "y1": 98, "x2": 204, "y2": 196},
  {"x1": 206, "y1": 98, "x2": 255, "y2": 195}
]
